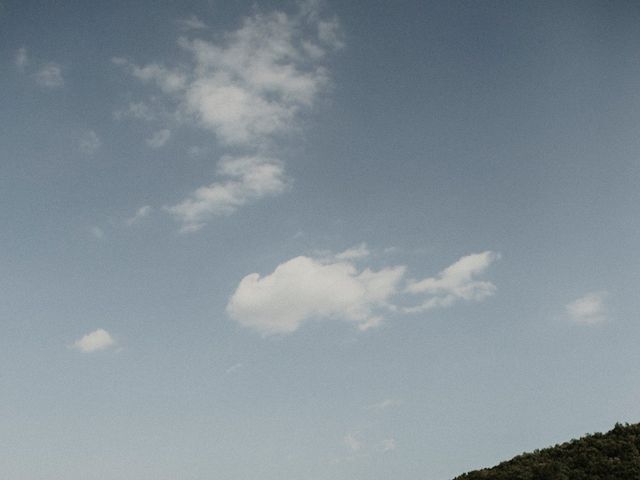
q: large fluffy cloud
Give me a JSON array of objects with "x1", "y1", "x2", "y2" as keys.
[{"x1": 227, "y1": 248, "x2": 499, "y2": 335}]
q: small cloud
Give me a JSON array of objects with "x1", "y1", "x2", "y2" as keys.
[
  {"x1": 78, "y1": 130, "x2": 101, "y2": 155},
  {"x1": 335, "y1": 243, "x2": 370, "y2": 261},
  {"x1": 177, "y1": 14, "x2": 207, "y2": 30},
  {"x1": 381, "y1": 438, "x2": 396, "y2": 452},
  {"x1": 126, "y1": 205, "x2": 152, "y2": 225},
  {"x1": 15, "y1": 47, "x2": 28, "y2": 71},
  {"x1": 146, "y1": 129, "x2": 171, "y2": 148},
  {"x1": 566, "y1": 291, "x2": 608, "y2": 325},
  {"x1": 344, "y1": 433, "x2": 361, "y2": 452},
  {"x1": 225, "y1": 363, "x2": 243, "y2": 375},
  {"x1": 114, "y1": 101, "x2": 156, "y2": 121},
  {"x1": 35, "y1": 62, "x2": 64, "y2": 88},
  {"x1": 72, "y1": 328, "x2": 116, "y2": 353},
  {"x1": 90, "y1": 226, "x2": 105, "y2": 240},
  {"x1": 366, "y1": 398, "x2": 402, "y2": 411}
]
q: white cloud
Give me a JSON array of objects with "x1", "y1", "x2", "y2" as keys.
[
  {"x1": 72, "y1": 329, "x2": 116, "y2": 353},
  {"x1": 146, "y1": 129, "x2": 171, "y2": 148},
  {"x1": 566, "y1": 291, "x2": 608, "y2": 325},
  {"x1": 126, "y1": 205, "x2": 152, "y2": 225},
  {"x1": 177, "y1": 15, "x2": 207, "y2": 30},
  {"x1": 78, "y1": 130, "x2": 102, "y2": 155},
  {"x1": 227, "y1": 249, "x2": 499, "y2": 335},
  {"x1": 15, "y1": 47, "x2": 29, "y2": 71},
  {"x1": 35, "y1": 62, "x2": 64, "y2": 88},
  {"x1": 404, "y1": 251, "x2": 500, "y2": 313},
  {"x1": 166, "y1": 155, "x2": 288, "y2": 232},
  {"x1": 227, "y1": 254, "x2": 405, "y2": 335},
  {"x1": 115, "y1": 3, "x2": 342, "y2": 230}
]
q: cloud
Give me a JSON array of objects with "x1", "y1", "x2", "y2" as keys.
[
  {"x1": 227, "y1": 249, "x2": 499, "y2": 335},
  {"x1": 165, "y1": 155, "x2": 288, "y2": 232},
  {"x1": 90, "y1": 226, "x2": 105, "y2": 240},
  {"x1": 335, "y1": 243, "x2": 370, "y2": 260},
  {"x1": 35, "y1": 62, "x2": 64, "y2": 88},
  {"x1": 366, "y1": 398, "x2": 403, "y2": 411},
  {"x1": 381, "y1": 438, "x2": 396, "y2": 452},
  {"x1": 404, "y1": 251, "x2": 500, "y2": 313},
  {"x1": 114, "y1": 101, "x2": 156, "y2": 121},
  {"x1": 72, "y1": 329, "x2": 116, "y2": 353},
  {"x1": 566, "y1": 291, "x2": 608, "y2": 325},
  {"x1": 115, "y1": 3, "x2": 342, "y2": 230},
  {"x1": 126, "y1": 205, "x2": 152, "y2": 225},
  {"x1": 15, "y1": 47, "x2": 28, "y2": 71},
  {"x1": 78, "y1": 130, "x2": 102, "y2": 155},
  {"x1": 177, "y1": 14, "x2": 207, "y2": 30},
  {"x1": 225, "y1": 363, "x2": 244, "y2": 375},
  {"x1": 146, "y1": 129, "x2": 171, "y2": 148},
  {"x1": 344, "y1": 433, "x2": 362, "y2": 452}
]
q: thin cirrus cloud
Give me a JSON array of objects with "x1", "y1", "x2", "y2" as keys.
[
  {"x1": 114, "y1": 3, "x2": 342, "y2": 232},
  {"x1": 566, "y1": 291, "x2": 608, "y2": 325},
  {"x1": 226, "y1": 247, "x2": 500, "y2": 336},
  {"x1": 72, "y1": 328, "x2": 116, "y2": 353}
]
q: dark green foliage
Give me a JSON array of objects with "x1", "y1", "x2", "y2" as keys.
[{"x1": 453, "y1": 423, "x2": 640, "y2": 480}]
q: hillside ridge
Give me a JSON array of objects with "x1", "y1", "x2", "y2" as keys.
[{"x1": 453, "y1": 422, "x2": 640, "y2": 480}]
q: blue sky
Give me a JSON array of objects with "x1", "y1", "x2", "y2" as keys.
[{"x1": 2, "y1": 1, "x2": 640, "y2": 479}]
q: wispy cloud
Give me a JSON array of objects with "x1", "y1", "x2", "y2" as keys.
[
  {"x1": 165, "y1": 155, "x2": 288, "y2": 232},
  {"x1": 115, "y1": 2, "x2": 342, "y2": 231},
  {"x1": 15, "y1": 47, "x2": 28, "y2": 71},
  {"x1": 366, "y1": 398, "x2": 403, "y2": 411},
  {"x1": 566, "y1": 291, "x2": 608, "y2": 325},
  {"x1": 343, "y1": 433, "x2": 362, "y2": 452},
  {"x1": 404, "y1": 251, "x2": 500, "y2": 313},
  {"x1": 126, "y1": 205, "x2": 152, "y2": 226},
  {"x1": 35, "y1": 62, "x2": 64, "y2": 88},
  {"x1": 177, "y1": 14, "x2": 207, "y2": 31},
  {"x1": 90, "y1": 226, "x2": 105, "y2": 240},
  {"x1": 78, "y1": 130, "x2": 102, "y2": 155},
  {"x1": 146, "y1": 129, "x2": 171, "y2": 148},
  {"x1": 227, "y1": 249, "x2": 499, "y2": 335},
  {"x1": 72, "y1": 329, "x2": 116, "y2": 353}
]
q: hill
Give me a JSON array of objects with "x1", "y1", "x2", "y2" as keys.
[{"x1": 453, "y1": 423, "x2": 640, "y2": 480}]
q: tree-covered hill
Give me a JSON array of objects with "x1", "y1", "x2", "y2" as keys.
[{"x1": 453, "y1": 423, "x2": 640, "y2": 480}]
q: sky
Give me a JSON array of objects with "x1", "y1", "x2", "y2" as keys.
[{"x1": 2, "y1": 0, "x2": 640, "y2": 479}]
